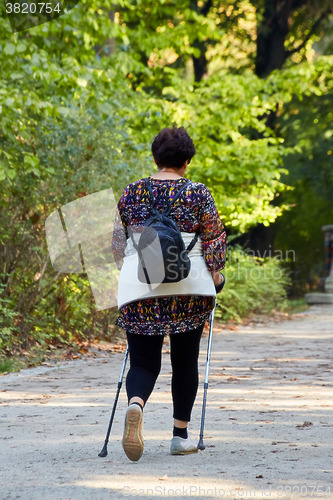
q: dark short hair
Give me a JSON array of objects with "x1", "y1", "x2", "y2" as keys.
[{"x1": 151, "y1": 126, "x2": 196, "y2": 169}]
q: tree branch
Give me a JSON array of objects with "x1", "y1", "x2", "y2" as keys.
[
  {"x1": 285, "y1": 10, "x2": 332, "y2": 57},
  {"x1": 291, "y1": 0, "x2": 307, "y2": 12}
]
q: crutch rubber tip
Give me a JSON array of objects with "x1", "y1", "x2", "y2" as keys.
[
  {"x1": 197, "y1": 440, "x2": 205, "y2": 451},
  {"x1": 98, "y1": 445, "x2": 108, "y2": 457}
]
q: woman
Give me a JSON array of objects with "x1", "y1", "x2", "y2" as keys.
[{"x1": 112, "y1": 126, "x2": 227, "y2": 462}]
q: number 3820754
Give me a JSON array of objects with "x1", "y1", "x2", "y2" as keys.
[{"x1": 6, "y1": 2, "x2": 62, "y2": 14}]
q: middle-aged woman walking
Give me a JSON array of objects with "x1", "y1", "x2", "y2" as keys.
[{"x1": 112, "y1": 125, "x2": 227, "y2": 462}]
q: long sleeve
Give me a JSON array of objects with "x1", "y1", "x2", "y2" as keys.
[
  {"x1": 198, "y1": 185, "x2": 227, "y2": 272},
  {"x1": 111, "y1": 188, "x2": 129, "y2": 270}
]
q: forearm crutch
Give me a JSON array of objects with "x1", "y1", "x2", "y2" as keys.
[
  {"x1": 198, "y1": 305, "x2": 215, "y2": 450},
  {"x1": 98, "y1": 345, "x2": 129, "y2": 457}
]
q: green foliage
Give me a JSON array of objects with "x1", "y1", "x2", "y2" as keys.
[
  {"x1": 216, "y1": 246, "x2": 290, "y2": 321},
  {"x1": 0, "y1": 1, "x2": 332, "y2": 357},
  {"x1": 130, "y1": 70, "x2": 287, "y2": 231},
  {"x1": 274, "y1": 81, "x2": 333, "y2": 293},
  {"x1": 0, "y1": 279, "x2": 20, "y2": 354},
  {"x1": 284, "y1": 298, "x2": 308, "y2": 314},
  {"x1": 0, "y1": 16, "x2": 149, "y2": 354},
  {"x1": 274, "y1": 183, "x2": 333, "y2": 294},
  {"x1": 0, "y1": 359, "x2": 14, "y2": 373}
]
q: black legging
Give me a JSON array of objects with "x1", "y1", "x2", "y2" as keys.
[{"x1": 125, "y1": 323, "x2": 205, "y2": 422}]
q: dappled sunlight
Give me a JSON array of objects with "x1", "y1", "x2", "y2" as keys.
[
  {"x1": 1, "y1": 306, "x2": 333, "y2": 499},
  {"x1": 71, "y1": 472, "x2": 333, "y2": 499}
]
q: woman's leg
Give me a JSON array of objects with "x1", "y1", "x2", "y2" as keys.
[
  {"x1": 125, "y1": 331, "x2": 164, "y2": 406},
  {"x1": 122, "y1": 332, "x2": 165, "y2": 462},
  {"x1": 169, "y1": 323, "x2": 205, "y2": 425}
]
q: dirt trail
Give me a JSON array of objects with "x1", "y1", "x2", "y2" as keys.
[{"x1": 1, "y1": 305, "x2": 333, "y2": 500}]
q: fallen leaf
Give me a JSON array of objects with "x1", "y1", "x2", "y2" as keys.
[{"x1": 296, "y1": 421, "x2": 313, "y2": 428}]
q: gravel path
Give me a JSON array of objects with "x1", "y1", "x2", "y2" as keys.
[{"x1": 1, "y1": 305, "x2": 332, "y2": 500}]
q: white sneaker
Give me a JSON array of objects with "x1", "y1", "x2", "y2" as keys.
[
  {"x1": 170, "y1": 434, "x2": 198, "y2": 455},
  {"x1": 122, "y1": 404, "x2": 144, "y2": 462}
]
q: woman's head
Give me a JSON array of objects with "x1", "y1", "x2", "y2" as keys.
[{"x1": 151, "y1": 126, "x2": 196, "y2": 170}]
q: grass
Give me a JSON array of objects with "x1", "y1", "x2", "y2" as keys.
[
  {"x1": 283, "y1": 298, "x2": 309, "y2": 314},
  {"x1": 0, "y1": 359, "x2": 14, "y2": 373},
  {"x1": 0, "y1": 344, "x2": 81, "y2": 374}
]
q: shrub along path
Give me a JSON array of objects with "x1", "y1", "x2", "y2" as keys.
[{"x1": 1, "y1": 305, "x2": 333, "y2": 499}]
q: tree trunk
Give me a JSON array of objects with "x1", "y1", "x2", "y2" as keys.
[
  {"x1": 192, "y1": 40, "x2": 208, "y2": 82},
  {"x1": 251, "y1": 1, "x2": 294, "y2": 252},
  {"x1": 255, "y1": 0, "x2": 293, "y2": 77},
  {"x1": 190, "y1": 0, "x2": 211, "y2": 82}
]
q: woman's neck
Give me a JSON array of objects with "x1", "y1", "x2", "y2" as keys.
[{"x1": 151, "y1": 167, "x2": 185, "y2": 180}]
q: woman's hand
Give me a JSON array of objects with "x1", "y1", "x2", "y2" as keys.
[
  {"x1": 211, "y1": 271, "x2": 225, "y2": 293},
  {"x1": 211, "y1": 271, "x2": 223, "y2": 286}
]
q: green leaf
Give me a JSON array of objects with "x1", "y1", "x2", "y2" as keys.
[
  {"x1": 10, "y1": 73, "x2": 25, "y2": 80},
  {"x1": 4, "y1": 97, "x2": 14, "y2": 106},
  {"x1": 16, "y1": 42, "x2": 27, "y2": 53},
  {"x1": 4, "y1": 43, "x2": 15, "y2": 55},
  {"x1": 7, "y1": 169, "x2": 16, "y2": 179}
]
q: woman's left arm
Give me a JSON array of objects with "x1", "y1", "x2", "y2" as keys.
[
  {"x1": 111, "y1": 187, "x2": 129, "y2": 269},
  {"x1": 198, "y1": 184, "x2": 228, "y2": 274}
]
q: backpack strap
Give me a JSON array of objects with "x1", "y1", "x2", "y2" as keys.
[
  {"x1": 128, "y1": 226, "x2": 138, "y2": 250},
  {"x1": 164, "y1": 179, "x2": 191, "y2": 216},
  {"x1": 144, "y1": 177, "x2": 191, "y2": 211},
  {"x1": 128, "y1": 226, "x2": 152, "y2": 286},
  {"x1": 165, "y1": 180, "x2": 199, "y2": 253},
  {"x1": 143, "y1": 177, "x2": 199, "y2": 254},
  {"x1": 186, "y1": 232, "x2": 199, "y2": 253},
  {"x1": 141, "y1": 178, "x2": 157, "y2": 217},
  {"x1": 143, "y1": 177, "x2": 155, "y2": 204}
]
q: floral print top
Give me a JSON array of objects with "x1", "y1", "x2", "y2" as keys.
[{"x1": 112, "y1": 177, "x2": 227, "y2": 335}]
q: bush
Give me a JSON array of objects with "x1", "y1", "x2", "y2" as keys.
[
  {"x1": 0, "y1": 279, "x2": 20, "y2": 354},
  {"x1": 216, "y1": 245, "x2": 289, "y2": 322}
]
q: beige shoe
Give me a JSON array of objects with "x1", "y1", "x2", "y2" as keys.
[{"x1": 122, "y1": 404, "x2": 144, "y2": 462}]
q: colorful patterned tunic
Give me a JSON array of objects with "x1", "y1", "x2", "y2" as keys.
[{"x1": 112, "y1": 177, "x2": 227, "y2": 335}]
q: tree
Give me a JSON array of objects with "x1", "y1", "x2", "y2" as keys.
[
  {"x1": 253, "y1": 0, "x2": 333, "y2": 77},
  {"x1": 1, "y1": 0, "x2": 332, "y2": 354}
]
